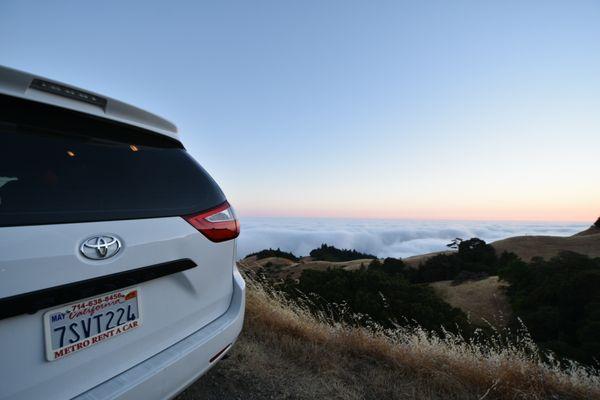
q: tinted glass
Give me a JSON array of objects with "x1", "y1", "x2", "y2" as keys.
[{"x1": 0, "y1": 95, "x2": 225, "y2": 227}]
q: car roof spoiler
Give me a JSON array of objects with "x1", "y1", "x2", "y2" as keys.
[{"x1": 0, "y1": 65, "x2": 179, "y2": 142}]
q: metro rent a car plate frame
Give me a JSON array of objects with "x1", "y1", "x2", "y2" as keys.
[{"x1": 43, "y1": 287, "x2": 142, "y2": 361}]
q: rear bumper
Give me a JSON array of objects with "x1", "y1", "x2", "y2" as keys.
[{"x1": 74, "y1": 267, "x2": 246, "y2": 400}]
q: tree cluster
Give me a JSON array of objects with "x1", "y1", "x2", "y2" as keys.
[
  {"x1": 281, "y1": 267, "x2": 469, "y2": 333},
  {"x1": 368, "y1": 238, "x2": 512, "y2": 284},
  {"x1": 247, "y1": 248, "x2": 299, "y2": 261},
  {"x1": 309, "y1": 244, "x2": 377, "y2": 262},
  {"x1": 499, "y1": 251, "x2": 600, "y2": 365}
]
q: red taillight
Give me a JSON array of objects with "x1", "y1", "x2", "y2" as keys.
[{"x1": 183, "y1": 202, "x2": 240, "y2": 242}]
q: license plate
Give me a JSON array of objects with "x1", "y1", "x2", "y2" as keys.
[{"x1": 43, "y1": 287, "x2": 142, "y2": 361}]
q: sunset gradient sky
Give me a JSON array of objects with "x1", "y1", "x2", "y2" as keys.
[{"x1": 1, "y1": 1, "x2": 599, "y2": 221}]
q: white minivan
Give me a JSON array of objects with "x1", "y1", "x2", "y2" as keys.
[{"x1": 0, "y1": 65, "x2": 245, "y2": 400}]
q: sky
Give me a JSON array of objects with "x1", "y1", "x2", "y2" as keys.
[{"x1": 1, "y1": 1, "x2": 599, "y2": 222}]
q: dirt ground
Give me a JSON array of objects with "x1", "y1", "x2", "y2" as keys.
[{"x1": 176, "y1": 330, "x2": 458, "y2": 400}]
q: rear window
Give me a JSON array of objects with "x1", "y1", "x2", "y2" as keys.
[{"x1": 0, "y1": 94, "x2": 226, "y2": 227}]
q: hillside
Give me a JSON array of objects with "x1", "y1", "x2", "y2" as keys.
[
  {"x1": 244, "y1": 221, "x2": 600, "y2": 278},
  {"x1": 403, "y1": 250, "x2": 453, "y2": 268},
  {"x1": 178, "y1": 227, "x2": 600, "y2": 399},
  {"x1": 425, "y1": 225, "x2": 600, "y2": 329},
  {"x1": 243, "y1": 256, "x2": 374, "y2": 280},
  {"x1": 403, "y1": 223, "x2": 600, "y2": 267},
  {"x1": 177, "y1": 273, "x2": 600, "y2": 400},
  {"x1": 242, "y1": 225, "x2": 600, "y2": 330},
  {"x1": 430, "y1": 276, "x2": 510, "y2": 328},
  {"x1": 575, "y1": 217, "x2": 600, "y2": 236},
  {"x1": 491, "y1": 230, "x2": 600, "y2": 261}
]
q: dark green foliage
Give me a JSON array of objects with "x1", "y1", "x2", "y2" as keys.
[
  {"x1": 368, "y1": 257, "x2": 406, "y2": 275},
  {"x1": 309, "y1": 244, "x2": 376, "y2": 262},
  {"x1": 499, "y1": 251, "x2": 600, "y2": 365},
  {"x1": 262, "y1": 261, "x2": 284, "y2": 271},
  {"x1": 412, "y1": 253, "x2": 461, "y2": 283},
  {"x1": 498, "y1": 250, "x2": 521, "y2": 267},
  {"x1": 409, "y1": 238, "x2": 503, "y2": 283},
  {"x1": 446, "y1": 238, "x2": 463, "y2": 249},
  {"x1": 281, "y1": 268, "x2": 469, "y2": 333},
  {"x1": 247, "y1": 248, "x2": 299, "y2": 261},
  {"x1": 458, "y1": 238, "x2": 497, "y2": 265},
  {"x1": 595, "y1": 217, "x2": 600, "y2": 228},
  {"x1": 368, "y1": 239, "x2": 507, "y2": 284}
]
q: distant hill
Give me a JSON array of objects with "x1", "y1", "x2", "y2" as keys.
[
  {"x1": 491, "y1": 226, "x2": 600, "y2": 261},
  {"x1": 244, "y1": 221, "x2": 600, "y2": 279},
  {"x1": 408, "y1": 219, "x2": 600, "y2": 266},
  {"x1": 573, "y1": 217, "x2": 600, "y2": 236}
]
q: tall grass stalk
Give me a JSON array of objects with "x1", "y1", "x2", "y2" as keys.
[{"x1": 243, "y1": 268, "x2": 600, "y2": 399}]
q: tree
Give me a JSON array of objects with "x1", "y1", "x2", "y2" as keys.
[
  {"x1": 446, "y1": 238, "x2": 463, "y2": 249},
  {"x1": 411, "y1": 238, "x2": 502, "y2": 283},
  {"x1": 457, "y1": 238, "x2": 497, "y2": 265}
]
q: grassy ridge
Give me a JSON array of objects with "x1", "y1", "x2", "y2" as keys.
[{"x1": 228, "y1": 271, "x2": 600, "y2": 399}]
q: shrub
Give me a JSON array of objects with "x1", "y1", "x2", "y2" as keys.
[{"x1": 368, "y1": 257, "x2": 406, "y2": 275}]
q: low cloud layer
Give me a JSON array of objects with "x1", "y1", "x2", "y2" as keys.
[{"x1": 237, "y1": 218, "x2": 588, "y2": 259}]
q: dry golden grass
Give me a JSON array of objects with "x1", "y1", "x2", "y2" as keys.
[
  {"x1": 244, "y1": 257, "x2": 375, "y2": 280},
  {"x1": 400, "y1": 228, "x2": 600, "y2": 267},
  {"x1": 180, "y1": 271, "x2": 599, "y2": 400},
  {"x1": 251, "y1": 256, "x2": 297, "y2": 267},
  {"x1": 430, "y1": 277, "x2": 511, "y2": 328},
  {"x1": 491, "y1": 233, "x2": 600, "y2": 262},
  {"x1": 573, "y1": 226, "x2": 600, "y2": 237}
]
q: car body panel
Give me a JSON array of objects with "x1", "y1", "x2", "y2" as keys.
[
  {"x1": 0, "y1": 217, "x2": 235, "y2": 400},
  {"x1": 0, "y1": 65, "x2": 179, "y2": 141},
  {"x1": 75, "y1": 268, "x2": 245, "y2": 400}
]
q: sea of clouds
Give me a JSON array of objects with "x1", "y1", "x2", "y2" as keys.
[{"x1": 237, "y1": 218, "x2": 588, "y2": 259}]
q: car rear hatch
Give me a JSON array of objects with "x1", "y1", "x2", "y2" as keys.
[{"x1": 0, "y1": 95, "x2": 237, "y2": 400}]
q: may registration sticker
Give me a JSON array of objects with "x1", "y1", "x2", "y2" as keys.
[{"x1": 43, "y1": 287, "x2": 142, "y2": 361}]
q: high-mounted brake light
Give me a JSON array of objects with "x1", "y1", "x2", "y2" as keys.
[
  {"x1": 30, "y1": 79, "x2": 108, "y2": 109},
  {"x1": 183, "y1": 202, "x2": 240, "y2": 242}
]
